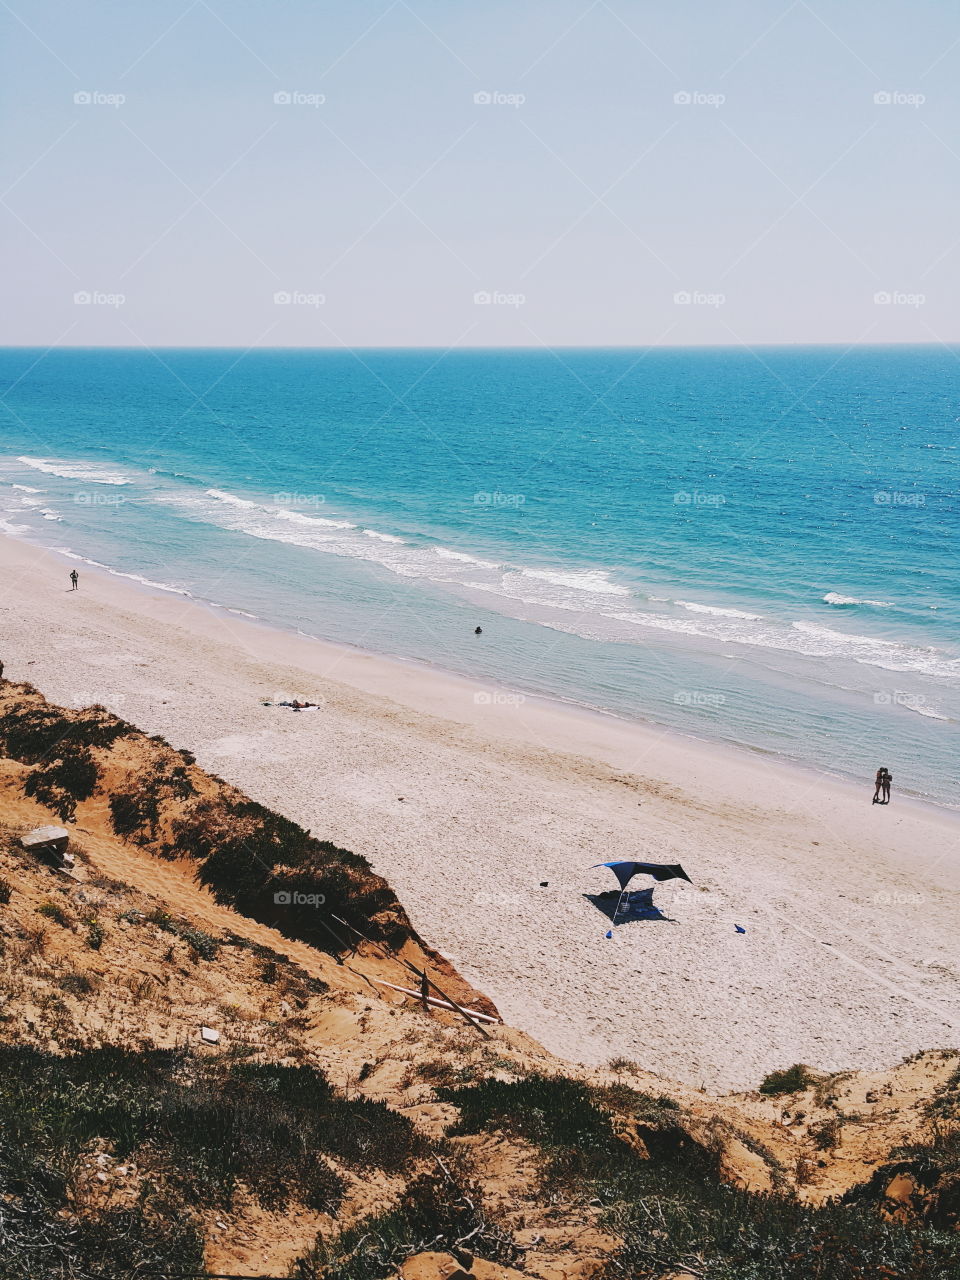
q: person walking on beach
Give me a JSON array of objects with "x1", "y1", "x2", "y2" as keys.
[
  {"x1": 69, "y1": 569, "x2": 78, "y2": 591},
  {"x1": 882, "y1": 768, "x2": 893, "y2": 804}
]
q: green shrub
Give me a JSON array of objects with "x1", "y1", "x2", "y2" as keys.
[
  {"x1": 0, "y1": 704, "x2": 131, "y2": 764},
  {"x1": 145, "y1": 909, "x2": 220, "y2": 961},
  {"x1": 0, "y1": 877, "x2": 11, "y2": 905},
  {"x1": 85, "y1": 917, "x2": 104, "y2": 950},
  {"x1": 759, "y1": 1064, "x2": 814, "y2": 1096},
  {"x1": 109, "y1": 789, "x2": 160, "y2": 842},
  {"x1": 24, "y1": 749, "x2": 98, "y2": 819},
  {"x1": 37, "y1": 900, "x2": 70, "y2": 927}
]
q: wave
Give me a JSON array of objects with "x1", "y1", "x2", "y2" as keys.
[
  {"x1": 434, "y1": 547, "x2": 502, "y2": 570},
  {"x1": 205, "y1": 488, "x2": 355, "y2": 530},
  {"x1": 18, "y1": 456, "x2": 129, "y2": 485},
  {"x1": 675, "y1": 600, "x2": 762, "y2": 620},
  {"x1": 600, "y1": 610, "x2": 960, "y2": 682},
  {"x1": 362, "y1": 529, "x2": 405, "y2": 543},
  {"x1": 11, "y1": 484, "x2": 42, "y2": 493},
  {"x1": 517, "y1": 567, "x2": 630, "y2": 596},
  {"x1": 824, "y1": 592, "x2": 894, "y2": 608}
]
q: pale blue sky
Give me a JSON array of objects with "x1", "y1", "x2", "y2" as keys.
[{"x1": 4, "y1": 1, "x2": 959, "y2": 346}]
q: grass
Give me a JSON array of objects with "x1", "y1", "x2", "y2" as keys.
[{"x1": 37, "y1": 900, "x2": 71, "y2": 927}]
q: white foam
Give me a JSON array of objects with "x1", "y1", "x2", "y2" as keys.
[
  {"x1": 435, "y1": 547, "x2": 502, "y2": 570},
  {"x1": 18, "y1": 456, "x2": 129, "y2": 485},
  {"x1": 675, "y1": 600, "x2": 762, "y2": 620},
  {"x1": 362, "y1": 529, "x2": 405, "y2": 543},
  {"x1": 824, "y1": 592, "x2": 894, "y2": 608},
  {"x1": 40, "y1": 509, "x2": 62, "y2": 521},
  {"x1": 11, "y1": 484, "x2": 42, "y2": 493},
  {"x1": 518, "y1": 567, "x2": 630, "y2": 596},
  {"x1": 52, "y1": 547, "x2": 192, "y2": 597},
  {"x1": 204, "y1": 488, "x2": 355, "y2": 529}
]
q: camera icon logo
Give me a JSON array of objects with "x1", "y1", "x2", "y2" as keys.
[
  {"x1": 473, "y1": 91, "x2": 492, "y2": 105},
  {"x1": 274, "y1": 91, "x2": 292, "y2": 105},
  {"x1": 274, "y1": 291, "x2": 291, "y2": 305},
  {"x1": 273, "y1": 890, "x2": 292, "y2": 905},
  {"x1": 874, "y1": 91, "x2": 892, "y2": 105},
  {"x1": 74, "y1": 91, "x2": 92, "y2": 105},
  {"x1": 674, "y1": 91, "x2": 692, "y2": 105}
]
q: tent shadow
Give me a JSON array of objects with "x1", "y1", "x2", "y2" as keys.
[{"x1": 584, "y1": 889, "x2": 677, "y2": 925}]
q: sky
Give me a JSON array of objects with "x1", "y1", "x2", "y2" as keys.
[{"x1": 3, "y1": 0, "x2": 960, "y2": 348}]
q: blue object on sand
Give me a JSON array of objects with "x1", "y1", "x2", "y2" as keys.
[
  {"x1": 735, "y1": 924, "x2": 746, "y2": 933},
  {"x1": 605, "y1": 930, "x2": 613, "y2": 938}
]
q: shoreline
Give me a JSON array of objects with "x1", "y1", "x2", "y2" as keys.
[
  {"x1": 1, "y1": 531, "x2": 959, "y2": 1091},
  {"x1": 9, "y1": 531, "x2": 957, "y2": 824}
]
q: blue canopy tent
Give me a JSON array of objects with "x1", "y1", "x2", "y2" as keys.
[{"x1": 591, "y1": 860, "x2": 693, "y2": 926}]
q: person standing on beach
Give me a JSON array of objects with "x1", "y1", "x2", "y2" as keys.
[
  {"x1": 873, "y1": 767, "x2": 892, "y2": 804},
  {"x1": 69, "y1": 569, "x2": 78, "y2": 591}
]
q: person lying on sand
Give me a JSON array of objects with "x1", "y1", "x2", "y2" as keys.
[{"x1": 260, "y1": 698, "x2": 321, "y2": 711}]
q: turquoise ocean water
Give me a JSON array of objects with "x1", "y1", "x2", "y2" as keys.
[{"x1": 0, "y1": 346, "x2": 957, "y2": 806}]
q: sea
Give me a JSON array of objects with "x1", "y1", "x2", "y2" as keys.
[{"x1": 0, "y1": 346, "x2": 957, "y2": 807}]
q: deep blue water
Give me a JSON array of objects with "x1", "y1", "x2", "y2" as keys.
[{"x1": 1, "y1": 346, "x2": 957, "y2": 805}]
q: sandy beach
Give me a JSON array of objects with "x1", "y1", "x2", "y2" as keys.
[{"x1": 0, "y1": 533, "x2": 958, "y2": 1091}]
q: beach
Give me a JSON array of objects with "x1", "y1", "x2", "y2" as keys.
[{"x1": 1, "y1": 532, "x2": 958, "y2": 1092}]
